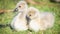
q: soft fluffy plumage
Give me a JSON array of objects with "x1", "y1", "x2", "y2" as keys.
[
  {"x1": 27, "y1": 7, "x2": 55, "y2": 32},
  {"x1": 10, "y1": 1, "x2": 28, "y2": 31}
]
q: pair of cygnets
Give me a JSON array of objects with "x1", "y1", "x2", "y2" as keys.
[{"x1": 10, "y1": 1, "x2": 55, "y2": 32}]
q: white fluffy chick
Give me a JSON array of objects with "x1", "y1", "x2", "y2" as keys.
[
  {"x1": 27, "y1": 7, "x2": 41, "y2": 32},
  {"x1": 10, "y1": 1, "x2": 28, "y2": 31},
  {"x1": 27, "y1": 7, "x2": 55, "y2": 32}
]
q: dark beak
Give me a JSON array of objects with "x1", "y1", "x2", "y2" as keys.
[
  {"x1": 26, "y1": 16, "x2": 31, "y2": 25},
  {"x1": 13, "y1": 8, "x2": 18, "y2": 12}
]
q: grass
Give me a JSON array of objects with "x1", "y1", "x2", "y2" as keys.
[{"x1": 0, "y1": 0, "x2": 60, "y2": 34}]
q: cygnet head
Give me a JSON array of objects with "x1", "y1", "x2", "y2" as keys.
[
  {"x1": 14, "y1": 1, "x2": 28, "y2": 12},
  {"x1": 27, "y1": 7, "x2": 40, "y2": 19}
]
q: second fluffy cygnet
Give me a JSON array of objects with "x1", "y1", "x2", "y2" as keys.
[{"x1": 27, "y1": 7, "x2": 54, "y2": 32}]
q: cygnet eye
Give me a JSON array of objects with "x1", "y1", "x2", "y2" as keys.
[
  {"x1": 19, "y1": 6, "x2": 21, "y2": 8},
  {"x1": 29, "y1": 14, "x2": 31, "y2": 16}
]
